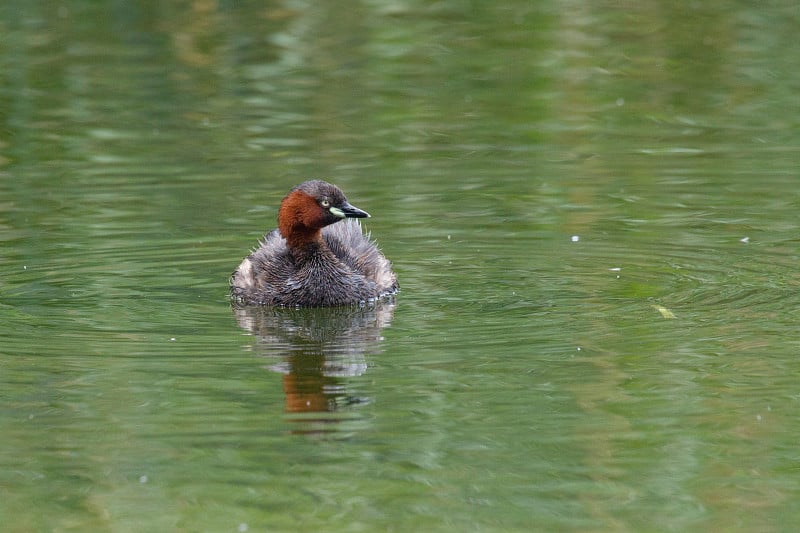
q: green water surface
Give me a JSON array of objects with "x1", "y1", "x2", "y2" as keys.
[{"x1": 1, "y1": 1, "x2": 799, "y2": 532}]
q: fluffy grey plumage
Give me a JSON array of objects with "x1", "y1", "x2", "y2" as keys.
[{"x1": 231, "y1": 181, "x2": 398, "y2": 307}]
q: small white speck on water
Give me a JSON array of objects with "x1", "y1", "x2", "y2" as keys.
[
  {"x1": 616, "y1": 97, "x2": 624, "y2": 106},
  {"x1": 571, "y1": 235, "x2": 579, "y2": 242},
  {"x1": 139, "y1": 475, "x2": 148, "y2": 484},
  {"x1": 740, "y1": 236, "x2": 749, "y2": 243},
  {"x1": 169, "y1": 338, "x2": 176, "y2": 341}
]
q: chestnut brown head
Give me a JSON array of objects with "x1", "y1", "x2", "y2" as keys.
[{"x1": 278, "y1": 180, "x2": 369, "y2": 248}]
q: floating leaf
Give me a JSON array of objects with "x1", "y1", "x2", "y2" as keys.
[{"x1": 653, "y1": 305, "x2": 676, "y2": 319}]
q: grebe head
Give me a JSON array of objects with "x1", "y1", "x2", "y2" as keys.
[{"x1": 278, "y1": 180, "x2": 369, "y2": 248}]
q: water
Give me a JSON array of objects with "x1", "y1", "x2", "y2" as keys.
[{"x1": 2, "y1": 1, "x2": 800, "y2": 531}]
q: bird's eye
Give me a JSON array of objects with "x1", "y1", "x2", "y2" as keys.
[{"x1": 320, "y1": 199, "x2": 330, "y2": 208}]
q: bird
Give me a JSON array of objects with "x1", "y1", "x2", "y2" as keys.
[{"x1": 231, "y1": 180, "x2": 398, "y2": 307}]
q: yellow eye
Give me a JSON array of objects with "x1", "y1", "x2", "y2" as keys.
[{"x1": 320, "y1": 199, "x2": 330, "y2": 208}]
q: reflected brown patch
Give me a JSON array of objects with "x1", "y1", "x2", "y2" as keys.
[{"x1": 232, "y1": 301, "x2": 395, "y2": 435}]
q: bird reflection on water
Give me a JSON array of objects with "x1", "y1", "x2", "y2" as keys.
[{"x1": 232, "y1": 300, "x2": 396, "y2": 435}]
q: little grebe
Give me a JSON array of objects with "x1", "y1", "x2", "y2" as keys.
[{"x1": 231, "y1": 180, "x2": 398, "y2": 307}]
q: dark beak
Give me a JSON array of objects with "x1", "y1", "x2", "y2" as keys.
[{"x1": 339, "y1": 201, "x2": 370, "y2": 218}]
